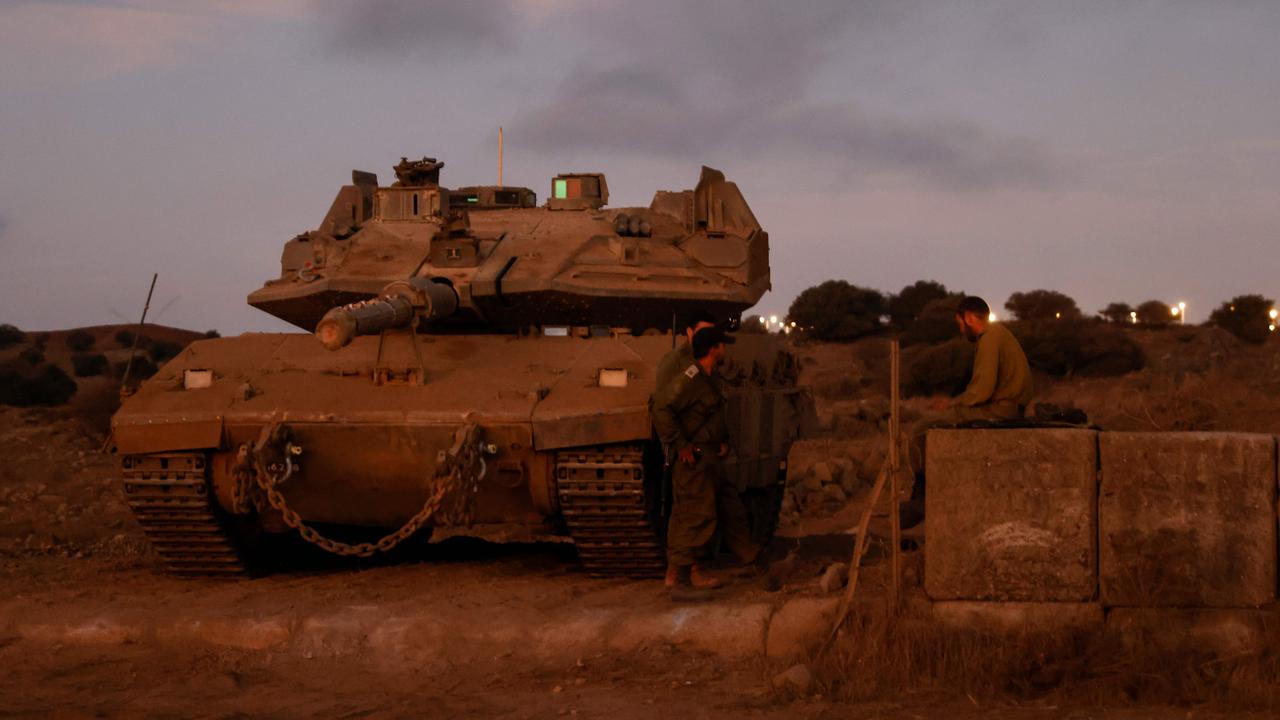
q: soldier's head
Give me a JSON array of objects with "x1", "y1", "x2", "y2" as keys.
[
  {"x1": 677, "y1": 309, "x2": 718, "y2": 345},
  {"x1": 955, "y1": 296, "x2": 990, "y2": 342},
  {"x1": 692, "y1": 326, "x2": 732, "y2": 370}
]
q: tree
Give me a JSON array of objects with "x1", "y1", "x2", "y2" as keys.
[
  {"x1": 148, "y1": 340, "x2": 185, "y2": 364},
  {"x1": 1209, "y1": 294, "x2": 1276, "y2": 345},
  {"x1": 787, "y1": 280, "x2": 885, "y2": 341},
  {"x1": 1134, "y1": 300, "x2": 1172, "y2": 327},
  {"x1": 888, "y1": 280, "x2": 951, "y2": 330},
  {"x1": 900, "y1": 296, "x2": 961, "y2": 346},
  {"x1": 65, "y1": 329, "x2": 96, "y2": 352},
  {"x1": 1004, "y1": 290, "x2": 1082, "y2": 322},
  {"x1": 738, "y1": 315, "x2": 768, "y2": 334},
  {"x1": 114, "y1": 329, "x2": 136, "y2": 348},
  {"x1": 0, "y1": 324, "x2": 23, "y2": 349},
  {"x1": 1099, "y1": 302, "x2": 1134, "y2": 324},
  {"x1": 72, "y1": 353, "x2": 109, "y2": 377}
]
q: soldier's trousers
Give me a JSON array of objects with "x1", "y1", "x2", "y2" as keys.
[{"x1": 666, "y1": 449, "x2": 760, "y2": 567}]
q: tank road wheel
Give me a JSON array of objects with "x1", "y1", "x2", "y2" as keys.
[
  {"x1": 555, "y1": 445, "x2": 666, "y2": 578},
  {"x1": 120, "y1": 452, "x2": 251, "y2": 577}
]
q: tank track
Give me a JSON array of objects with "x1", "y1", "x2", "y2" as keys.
[
  {"x1": 555, "y1": 446, "x2": 665, "y2": 578},
  {"x1": 121, "y1": 452, "x2": 247, "y2": 577}
]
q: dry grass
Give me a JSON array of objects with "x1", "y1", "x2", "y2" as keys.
[{"x1": 806, "y1": 595, "x2": 1280, "y2": 712}]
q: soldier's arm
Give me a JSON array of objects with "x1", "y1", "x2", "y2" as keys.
[
  {"x1": 955, "y1": 332, "x2": 998, "y2": 407},
  {"x1": 653, "y1": 371, "x2": 696, "y2": 448}
]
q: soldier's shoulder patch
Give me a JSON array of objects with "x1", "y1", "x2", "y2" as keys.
[{"x1": 683, "y1": 364, "x2": 699, "y2": 379}]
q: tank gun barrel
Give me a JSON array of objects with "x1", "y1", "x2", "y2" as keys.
[{"x1": 314, "y1": 278, "x2": 459, "y2": 351}]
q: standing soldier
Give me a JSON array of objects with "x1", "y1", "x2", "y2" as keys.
[{"x1": 653, "y1": 327, "x2": 761, "y2": 602}]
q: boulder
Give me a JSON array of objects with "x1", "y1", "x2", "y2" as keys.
[
  {"x1": 1099, "y1": 432, "x2": 1277, "y2": 608},
  {"x1": 811, "y1": 462, "x2": 834, "y2": 485},
  {"x1": 925, "y1": 429, "x2": 1098, "y2": 601}
]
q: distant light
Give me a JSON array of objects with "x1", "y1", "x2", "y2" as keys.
[
  {"x1": 1054, "y1": 312, "x2": 1061, "y2": 319},
  {"x1": 769, "y1": 315, "x2": 778, "y2": 325},
  {"x1": 1129, "y1": 311, "x2": 1138, "y2": 323},
  {"x1": 758, "y1": 316, "x2": 767, "y2": 325},
  {"x1": 789, "y1": 321, "x2": 796, "y2": 327},
  {"x1": 1271, "y1": 324, "x2": 1276, "y2": 332},
  {"x1": 988, "y1": 312, "x2": 998, "y2": 323},
  {"x1": 1178, "y1": 301, "x2": 1186, "y2": 310},
  {"x1": 1270, "y1": 308, "x2": 1278, "y2": 320},
  {"x1": 1170, "y1": 306, "x2": 1180, "y2": 317}
]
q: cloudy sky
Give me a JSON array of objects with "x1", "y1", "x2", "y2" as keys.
[{"x1": 1, "y1": 0, "x2": 1277, "y2": 332}]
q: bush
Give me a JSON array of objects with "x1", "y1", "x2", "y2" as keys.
[
  {"x1": 114, "y1": 356, "x2": 158, "y2": 382},
  {"x1": 1099, "y1": 302, "x2": 1134, "y2": 324},
  {"x1": 888, "y1": 280, "x2": 951, "y2": 331},
  {"x1": 18, "y1": 347, "x2": 44, "y2": 365},
  {"x1": 33, "y1": 332, "x2": 49, "y2": 349},
  {"x1": 1004, "y1": 290, "x2": 1082, "y2": 322},
  {"x1": 65, "y1": 329, "x2": 96, "y2": 352},
  {"x1": 0, "y1": 363, "x2": 77, "y2": 406},
  {"x1": 1209, "y1": 294, "x2": 1276, "y2": 345},
  {"x1": 787, "y1": 280, "x2": 885, "y2": 341},
  {"x1": 1013, "y1": 320, "x2": 1144, "y2": 377},
  {"x1": 114, "y1": 329, "x2": 136, "y2": 348},
  {"x1": 71, "y1": 352, "x2": 109, "y2": 377},
  {"x1": 1135, "y1": 300, "x2": 1172, "y2": 327},
  {"x1": 134, "y1": 334, "x2": 152, "y2": 350},
  {"x1": 904, "y1": 338, "x2": 973, "y2": 397},
  {"x1": 900, "y1": 296, "x2": 960, "y2": 347},
  {"x1": 738, "y1": 315, "x2": 768, "y2": 334},
  {"x1": 204, "y1": 329, "x2": 221, "y2": 339},
  {"x1": 148, "y1": 340, "x2": 185, "y2": 363},
  {"x1": 0, "y1": 323, "x2": 24, "y2": 349}
]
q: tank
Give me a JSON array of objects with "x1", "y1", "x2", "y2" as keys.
[{"x1": 110, "y1": 156, "x2": 811, "y2": 577}]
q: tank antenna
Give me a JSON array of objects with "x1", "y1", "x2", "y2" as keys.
[
  {"x1": 497, "y1": 126, "x2": 504, "y2": 186},
  {"x1": 119, "y1": 272, "x2": 158, "y2": 398}
]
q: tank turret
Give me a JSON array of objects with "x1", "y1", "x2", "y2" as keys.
[{"x1": 247, "y1": 158, "x2": 770, "y2": 335}]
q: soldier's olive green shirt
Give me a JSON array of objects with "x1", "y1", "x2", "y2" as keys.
[
  {"x1": 955, "y1": 322, "x2": 1034, "y2": 409},
  {"x1": 655, "y1": 342, "x2": 694, "y2": 392},
  {"x1": 652, "y1": 362, "x2": 729, "y2": 450}
]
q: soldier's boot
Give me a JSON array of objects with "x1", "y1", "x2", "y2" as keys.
[
  {"x1": 665, "y1": 563, "x2": 723, "y2": 590},
  {"x1": 669, "y1": 565, "x2": 714, "y2": 603}
]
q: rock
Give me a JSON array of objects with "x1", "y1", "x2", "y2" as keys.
[
  {"x1": 766, "y1": 597, "x2": 838, "y2": 658},
  {"x1": 924, "y1": 429, "x2": 1098, "y2": 601},
  {"x1": 800, "y1": 473, "x2": 823, "y2": 493},
  {"x1": 1099, "y1": 432, "x2": 1276, "y2": 607},
  {"x1": 820, "y1": 484, "x2": 846, "y2": 504},
  {"x1": 818, "y1": 563, "x2": 848, "y2": 594},
  {"x1": 771, "y1": 664, "x2": 812, "y2": 694},
  {"x1": 811, "y1": 462, "x2": 833, "y2": 485}
]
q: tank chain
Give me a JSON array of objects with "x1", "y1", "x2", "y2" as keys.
[
  {"x1": 555, "y1": 446, "x2": 665, "y2": 578},
  {"x1": 251, "y1": 421, "x2": 484, "y2": 558},
  {"x1": 121, "y1": 452, "x2": 247, "y2": 576}
]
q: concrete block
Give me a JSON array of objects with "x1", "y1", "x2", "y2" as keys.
[
  {"x1": 924, "y1": 429, "x2": 1098, "y2": 601},
  {"x1": 932, "y1": 602, "x2": 1103, "y2": 635},
  {"x1": 1099, "y1": 433, "x2": 1277, "y2": 608},
  {"x1": 765, "y1": 596, "x2": 838, "y2": 658},
  {"x1": 1107, "y1": 608, "x2": 1276, "y2": 658}
]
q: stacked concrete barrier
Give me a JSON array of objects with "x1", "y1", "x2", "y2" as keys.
[
  {"x1": 924, "y1": 428, "x2": 1279, "y2": 646},
  {"x1": 924, "y1": 429, "x2": 1101, "y2": 631},
  {"x1": 1099, "y1": 432, "x2": 1277, "y2": 653}
]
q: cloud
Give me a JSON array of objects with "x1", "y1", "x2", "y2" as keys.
[
  {"x1": 505, "y1": 1, "x2": 1061, "y2": 190},
  {"x1": 313, "y1": 0, "x2": 521, "y2": 57}
]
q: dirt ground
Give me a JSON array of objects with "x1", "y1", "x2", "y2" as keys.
[{"x1": 2, "y1": 325, "x2": 1279, "y2": 718}]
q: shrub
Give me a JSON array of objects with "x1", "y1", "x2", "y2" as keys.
[
  {"x1": 1004, "y1": 290, "x2": 1082, "y2": 322},
  {"x1": 134, "y1": 334, "x2": 153, "y2": 350},
  {"x1": 1209, "y1": 294, "x2": 1276, "y2": 345},
  {"x1": 904, "y1": 338, "x2": 973, "y2": 397},
  {"x1": 1099, "y1": 302, "x2": 1134, "y2": 324},
  {"x1": 71, "y1": 352, "x2": 109, "y2": 377},
  {"x1": 0, "y1": 363, "x2": 77, "y2": 406},
  {"x1": 0, "y1": 323, "x2": 23, "y2": 349},
  {"x1": 18, "y1": 347, "x2": 44, "y2": 365},
  {"x1": 148, "y1": 340, "x2": 184, "y2": 363},
  {"x1": 900, "y1": 297, "x2": 960, "y2": 347},
  {"x1": 33, "y1": 332, "x2": 49, "y2": 349},
  {"x1": 114, "y1": 329, "x2": 136, "y2": 348},
  {"x1": 1013, "y1": 320, "x2": 1144, "y2": 377},
  {"x1": 65, "y1": 329, "x2": 96, "y2": 352},
  {"x1": 888, "y1": 280, "x2": 951, "y2": 331},
  {"x1": 738, "y1": 315, "x2": 768, "y2": 334},
  {"x1": 787, "y1": 280, "x2": 885, "y2": 341},
  {"x1": 203, "y1": 329, "x2": 221, "y2": 339},
  {"x1": 1135, "y1": 300, "x2": 1172, "y2": 327}
]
